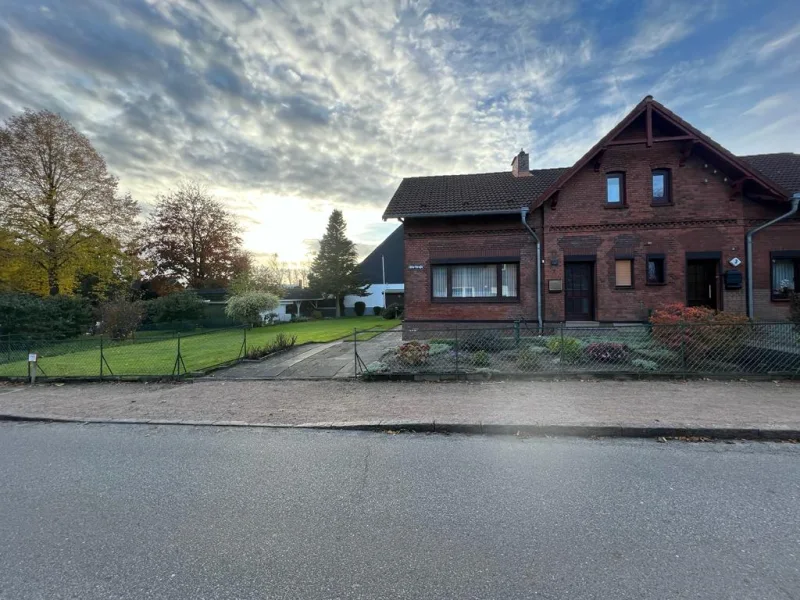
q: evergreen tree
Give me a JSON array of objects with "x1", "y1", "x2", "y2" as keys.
[{"x1": 308, "y1": 210, "x2": 368, "y2": 317}]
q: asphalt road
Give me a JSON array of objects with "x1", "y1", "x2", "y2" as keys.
[{"x1": 1, "y1": 425, "x2": 799, "y2": 600}]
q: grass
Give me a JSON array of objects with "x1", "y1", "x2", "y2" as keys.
[{"x1": 0, "y1": 316, "x2": 399, "y2": 378}]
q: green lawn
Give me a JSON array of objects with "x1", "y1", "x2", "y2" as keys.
[{"x1": 0, "y1": 317, "x2": 399, "y2": 378}]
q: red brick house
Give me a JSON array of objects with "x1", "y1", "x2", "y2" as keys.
[{"x1": 383, "y1": 96, "x2": 800, "y2": 329}]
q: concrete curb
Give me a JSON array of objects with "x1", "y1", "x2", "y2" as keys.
[{"x1": 1, "y1": 413, "x2": 798, "y2": 440}]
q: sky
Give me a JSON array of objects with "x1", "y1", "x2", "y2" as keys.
[{"x1": 1, "y1": 0, "x2": 799, "y2": 262}]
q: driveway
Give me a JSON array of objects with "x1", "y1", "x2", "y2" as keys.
[{"x1": 208, "y1": 328, "x2": 402, "y2": 379}]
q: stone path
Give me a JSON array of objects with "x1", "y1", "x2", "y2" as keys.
[{"x1": 207, "y1": 329, "x2": 402, "y2": 379}]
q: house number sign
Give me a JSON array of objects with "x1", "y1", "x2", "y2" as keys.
[{"x1": 408, "y1": 264, "x2": 424, "y2": 270}]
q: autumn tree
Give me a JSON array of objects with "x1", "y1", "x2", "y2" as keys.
[
  {"x1": 0, "y1": 109, "x2": 139, "y2": 296},
  {"x1": 143, "y1": 181, "x2": 249, "y2": 289},
  {"x1": 229, "y1": 254, "x2": 284, "y2": 296},
  {"x1": 307, "y1": 209, "x2": 368, "y2": 317}
]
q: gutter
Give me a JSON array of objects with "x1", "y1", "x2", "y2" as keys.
[
  {"x1": 383, "y1": 208, "x2": 521, "y2": 220},
  {"x1": 520, "y1": 207, "x2": 543, "y2": 330},
  {"x1": 745, "y1": 193, "x2": 800, "y2": 319}
]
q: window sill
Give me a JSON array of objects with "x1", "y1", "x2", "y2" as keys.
[
  {"x1": 615, "y1": 286, "x2": 635, "y2": 291},
  {"x1": 604, "y1": 204, "x2": 628, "y2": 209},
  {"x1": 431, "y1": 297, "x2": 520, "y2": 304},
  {"x1": 651, "y1": 202, "x2": 673, "y2": 207},
  {"x1": 646, "y1": 282, "x2": 667, "y2": 286},
  {"x1": 770, "y1": 297, "x2": 791, "y2": 303}
]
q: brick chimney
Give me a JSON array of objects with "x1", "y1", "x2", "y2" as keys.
[{"x1": 511, "y1": 149, "x2": 531, "y2": 177}]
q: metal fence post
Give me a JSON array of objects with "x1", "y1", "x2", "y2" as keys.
[
  {"x1": 680, "y1": 321, "x2": 686, "y2": 375},
  {"x1": 454, "y1": 325, "x2": 459, "y2": 377},
  {"x1": 243, "y1": 326, "x2": 247, "y2": 357},
  {"x1": 559, "y1": 323, "x2": 565, "y2": 373},
  {"x1": 100, "y1": 336, "x2": 104, "y2": 379},
  {"x1": 514, "y1": 320, "x2": 520, "y2": 347},
  {"x1": 353, "y1": 328, "x2": 358, "y2": 377}
]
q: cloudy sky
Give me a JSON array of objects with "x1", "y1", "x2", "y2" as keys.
[{"x1": 1, "y1": 0, "x2": 799, "y2": 261}]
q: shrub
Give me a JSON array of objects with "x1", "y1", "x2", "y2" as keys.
[
  {"x1": 633, "y1": 347, "x2": 678, "y2": 362},
  {"x1": 145, "y1": 291, "x2": 205, "y2": 324},
  {"x1": 427, "y1": 343, "x2": 452, "y2": 356},
  {"x1": 365, "y1": 361, "x2": 388, "y2": 373},
  {"x1": 97, "y1": 300, "x2": 145, "y2": 339},
  {"x1": 245, "y1": 333, "x2": 297, "y2": 359},
  {"x1": 632, "y1": 358, "x2": 659, "y2": 371},
  {"x1": 354, "y1": 301, "x2": 366, "y2": 316},
  {"x1": 517, "y1": 346, "x2": 542, "y2": 371},
  {"x1": 428, "y1": 338, "x2": 455, "y2": 347},
  {"x1": 460, "y1": 329, "x2": 501, "y2": 351},
  {"x1": 311, "y1": 310, "x2": 323, "y2": 320},
  {"x1": 395, "y1": 341, "x2": 429, "y2": 365},
  {"x1": 650, "y1": 303, "x2": 750, "y2": 362},
  {"x1": 585, "y1": 342, "x2": 629, "y2": 363},
  {"x1": 471, "y1": 350, "x2": 490, "y2": 366},
  {"x1": 546, "y1": 336, "x2": 583, "y2": 362},
  {"x1": 225, "y1": 292, "x2": 280, "y2": 327},
  {"x1": 383, "y1": 303, "x2": 404, "y2": 319},
  {"x1": 292, "y1": 315, "x2": 310, "y2": 323},
  {"x1": 372, "y1": 306, "x2": 382, "y2": 316},
  {"x1": 0, "y1": 293, "x2": 93, "y2": 338}
]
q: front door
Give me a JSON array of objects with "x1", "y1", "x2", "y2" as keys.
[
  {"x1": 564, "y1": 262, "x2": 594, "y2": 320},
  {"x1": 686, "y1": 259, "x2": 719, "y2": 309}
]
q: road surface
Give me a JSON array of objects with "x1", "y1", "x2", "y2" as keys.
[{"x1": 1, "y1": 423, "x2": 798, "y2": 599}]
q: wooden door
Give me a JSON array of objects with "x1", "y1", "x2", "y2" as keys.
[
  {"x1": 565, "y1": 262, "x2": 594, "y2": 320},
  {"x1": 686, "y1": 259, "x2": 718, "y2": 309}
]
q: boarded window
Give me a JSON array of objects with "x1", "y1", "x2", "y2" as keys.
[{"x1": 615, "y1": 259, "x2": 633, "y2": 288}]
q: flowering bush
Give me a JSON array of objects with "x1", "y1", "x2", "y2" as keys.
[
  {"x1": 395, "y1": 341, "x2": 429, "y2": 366},
  {"x1": 649, "y1": 303, "x2": 750, "y2": 363},
  {"x1": 585, "y1": 342, "x2": 629, "y2": 363}
]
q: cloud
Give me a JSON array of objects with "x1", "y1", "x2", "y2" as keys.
[{"x1": 0, "y1": 0, "x2": 798, "y2": 260}]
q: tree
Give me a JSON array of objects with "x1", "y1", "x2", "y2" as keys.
[
  {"x1": 143, "y1": 181, "x2": 249, "y2": 289},
  {"x1": 225, "y1": 292, "x2": 279, "y2": 326},
  {"x1": 307, "y1": 209, "x2": 368, "y2": 317},
  {"x1": 97, "y1": 299, "x2": 145, "y2": 339},
  {"x1": 0, "y1": 109, "x2": 139, "y2": 296},
  {"x1": 229, "y1": 255, "x2": 284, "y2": 296}
]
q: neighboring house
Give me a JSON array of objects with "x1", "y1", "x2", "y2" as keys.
[
  {"x1": 269, "y1": 287, "x2": 334, "y2": 322},
  {"x1": 383, "y1": 95, "x2": 800, "y2": 332},
  {"x1": 343, "y1": 225, "x2": 405, "y2": 315}
]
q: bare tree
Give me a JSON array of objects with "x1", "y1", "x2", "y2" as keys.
[
  {"x1": 143, "y1": 181, "x2": 249, "y2": 289},
  {"x1": 0, "y1": 109, "x2": 139, "y2": 295}
]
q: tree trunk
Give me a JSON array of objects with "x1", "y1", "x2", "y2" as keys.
[
  {"x1": 48, "y1": 268, "x2": 59, "y2": 296},
  {"x1": 335, "y1": 294, "x2": 341, "y2": 318}
]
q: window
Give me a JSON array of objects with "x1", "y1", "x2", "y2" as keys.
[
  {"x1": 615, "y1": 259, "x2": 633, "y2": 288},
  {"x1": 431, "y1": 263, "x2": 519, "y2": 301},
  {"x1": 606, "y1": 173, "x2": 625, "y2": 205},
  {"x1": 652, "y1": 169, "x2": 671, "y2": 205},
  {"x1": 771, "y1": 255, "x2": 800, "y2": 300},
  {"x1": 646, "y1": 255, "x2": 666, "y2": 285}
]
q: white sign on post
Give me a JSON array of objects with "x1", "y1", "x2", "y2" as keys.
[{"x1": 28, "y1": 353, "x2": 38, "y2": 363}]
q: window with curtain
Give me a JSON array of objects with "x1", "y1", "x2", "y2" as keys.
[
  {"x1": 772, "y1": 257, "x2": 798, "y2": 300},
  {"x1": 432, "y1": 266, "x2": 448, "y2": 298},
  {"x1": 431, "y1": 263, "x2": 519, "y2": 300},
  {"x1": 615, "y1": 259, "x2": 633, "y2": 288}
]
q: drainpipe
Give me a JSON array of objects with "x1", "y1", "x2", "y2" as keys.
[
  {"x1": 520, "y1": 207, "x2": 543, "y2": 330},
  {"x1": 745, "y1": 193, "x2": 800, "y2": 319}
]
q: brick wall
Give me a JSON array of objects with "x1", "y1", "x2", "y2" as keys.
[{"x1": 403, "y1": 214, "x2": 540, "y2": 323}]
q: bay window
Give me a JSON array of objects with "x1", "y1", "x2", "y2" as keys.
[{"x1": 431, "y1": 262, "x2": 519, "y2": 301}]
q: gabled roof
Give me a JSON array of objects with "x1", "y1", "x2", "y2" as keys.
[
  {"x1": 535, "y1": 96, "x2": 790, "y2": 206},
  {"x1": 739, "y1": 153, "x2": 800, "y2": 195},
  {"x1": 280, "y1": 287, "x2": 324, "y2": 301},
  {"x1": 381, "y1": 96, "x2": 796, "y2": 219},
  {"x1": 358, "y1": 225, "x2": 404, "y2": 284},
  {"x1": 382, "y1": 168, "x2": 567, "y2": 218}
]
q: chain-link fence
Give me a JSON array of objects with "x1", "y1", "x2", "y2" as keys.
[
  {"x1": 0, "y1": 327, "x2": 248, "y2": 380},
  {"x1": 355, "y1": 322, "x2": 800, "y2": 378}
]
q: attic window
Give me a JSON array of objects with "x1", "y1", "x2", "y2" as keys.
[
  {"x1": 652, "y1": 169, "x2": 671, "y2": 205},
  {"x1": 606, "y1": 172, "x2": 625, "y2": 205}
]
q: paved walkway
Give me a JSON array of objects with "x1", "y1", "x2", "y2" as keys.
[
  {"x1": 1, "y1": 379, "x2": 799, "y2": 436},
  {"x1": 209, "y1": 329, "x2": 402, "y2": 379}
]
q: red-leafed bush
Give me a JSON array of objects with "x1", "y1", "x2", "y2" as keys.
[
  {"x1": 650, "y1": 303, "x2": 750, "y2": 362},
  {"x1": 585, "y1": 342, "x2": 629, "y2": 363},
  {"x1": 395, "y1": 341, "x2": 430, "y2": 366}
]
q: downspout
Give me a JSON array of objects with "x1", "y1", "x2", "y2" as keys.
[
  {"x1": 520, "y1": 207, "x2": 543, "y2": 330},
  {"x1": 745, "y1": 193, "x2": 800, "y2": 319}
]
